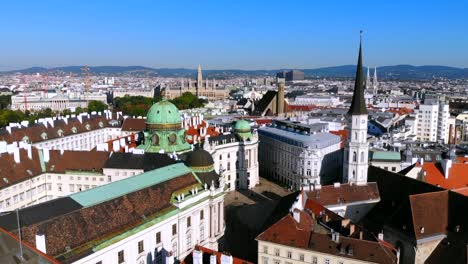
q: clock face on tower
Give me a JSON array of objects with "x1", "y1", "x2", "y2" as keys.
[{"x1": 361, "y1": 119, "x2": 366, "y2": 124}]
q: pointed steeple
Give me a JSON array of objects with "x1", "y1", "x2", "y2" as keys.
[
  {"x1": 348, "y1": 31, "x2": 368, "y2": 115},
  {"x1": 366, "y1": 67, "x2": 371, "y2": 89},
  {"x1": 373, "y1": 67, "x2": 378, "y2": 87}
]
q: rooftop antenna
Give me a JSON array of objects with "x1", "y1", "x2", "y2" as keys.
[{"x1": 16, "y1": 209, "x2": 24, "y2": 261}]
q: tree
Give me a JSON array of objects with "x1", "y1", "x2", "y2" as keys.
[
  {"x1": 75, "y1": 107, "x2": 84, "y2": 114},
  {"x1": 87, "y1": 100, "x2": 108, "y2": 113}
]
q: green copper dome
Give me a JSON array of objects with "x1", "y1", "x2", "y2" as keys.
[
  {"x1": 146, "y1": 100, "x2": 181, "y2": 125},
  {"x1": 234, "y1": 119, "x2": 251, "y2": 132},
  {"x1": 234, "y1": 119, "x2": 252, "y2": 140}
]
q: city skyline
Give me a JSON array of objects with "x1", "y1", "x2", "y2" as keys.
[{"x1": 1, "y1": 0, "x2": 467, "y2": 71}]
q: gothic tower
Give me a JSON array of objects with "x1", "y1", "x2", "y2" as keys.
[
  {"x1": 197, "y1": 64, "x2": 203, "y2": 94},
  {"x1": 373, "y1": 67, "x2": 378, "y2": 95},
  {"x1": 366, "y1": 67, "x2": 371, "y2": 90},
  {"x1": 276, "y1": 82, "x2": 285, "y2": 115},
  {"x1": 343, "y1": 32, "x2": 369, "y2": 185}
]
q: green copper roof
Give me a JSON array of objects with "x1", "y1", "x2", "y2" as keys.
[
  {"x1": 371, "y1": 151, "x2": 401, "y2": 161},
  {"x1": 146, "y1": 100, "x2": 182, "y2": 125},
  {"x1": 70, "y1": 163, "x2": 193, "y2": 207}
]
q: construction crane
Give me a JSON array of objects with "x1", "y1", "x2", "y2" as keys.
[
  {"x1": 42, "y1": 73, "x2": 48, "y2": 98},
  {"x1": 81, "y1": 66, "x2": 91, "y2": 94},
  {"x1": 21, "y1": 74, "x2": 28, "y2": 111}
]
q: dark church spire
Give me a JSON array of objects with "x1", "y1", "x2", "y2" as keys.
[{"x1": 348, "y1": 31, "x2": 368, "y2": 115}]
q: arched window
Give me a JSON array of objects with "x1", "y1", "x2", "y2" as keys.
[
  {"x1": 355, "y1": 132, "x2": 358, "y2": 140},
  {"x1": 152, "y1": 134, "x2": 159, "y2": 145},
  {"x1": 353, "y1": 151, "x2": 357, "y2": 162},
  {"x1": 352, "y1": 170, "x2": 356, "y2": 179},
  {"x1": 361, "y1": 151, "x2": 365, "y2": 162}
]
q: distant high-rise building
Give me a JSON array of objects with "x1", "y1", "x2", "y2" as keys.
[
  {"x1": 276, "y1": 70, "x2": 304, "y2": 81},
  {"x1": 416, "y1": 97, "x2": 450, "y2": 143}
]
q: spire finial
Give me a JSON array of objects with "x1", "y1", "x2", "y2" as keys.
[{"x1": 360, "y1": 30, "x2": 363, "y2": 42}]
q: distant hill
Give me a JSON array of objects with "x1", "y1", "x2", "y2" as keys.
[{"x1": 2, "y1": 65, "x2": 468, "y2": 80}]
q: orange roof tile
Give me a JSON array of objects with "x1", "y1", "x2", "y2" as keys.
[{"x1": 422, "y1": 162, "x2": 468, "y2": 192}]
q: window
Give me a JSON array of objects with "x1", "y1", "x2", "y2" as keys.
[
  {"x1": 275, "y1": 248, "x2": 280, "y2": 256},
  {"x1": 172, "y1": 224, "x2": 177, "y2": 235},
  {"x1": 263, "y1": 246, "x2": 268, "y2": 253},
  {"x1": 156, "y1": 232, "x2": 161, "y2": 244},
  {"x1": 187, "y1": 216, "x2": 191, "y2": 228},
  {"x1": 200, "y1": 225, "x2": 205, "y2": 241},
  {"x1": 172, "y1": 242, "x2": 177, "y2": 255},
  {"x1": 118, "y1": 250, "x2": 125, "y2": 263},
  {"x1": 353, "y1": 151, "x2": 357, "y2": 162},
  {"x1": 360, "y1": 151, "x2": 364, "y2": 162},
  {"x1": 200, "y1": 210, "x2": 204, "y2": 220},
  {"x1": 274, "y1": 260, "x2": 280, "y2": 264},
  {"x1": 299, "y1": 254, "x2": 304, "y2": 261},
  {"x1": 324, "y1": 259, "x2": 330, "y2": 264},
  {"x1": 312, "y1": 256, "x2": 318, "y2": 264},
  {"x1": 287, "y1": 251, "x2": 292, "y2": 259},
  {"x1": 186, "y1": 233, "x2": 192, "y2": 249},
  {"x1": 262, "y1": 257, "x2": 269, "y2": 264},
  {"x1": 138, "y1": 240, "x2": 144, "y2": 253}
]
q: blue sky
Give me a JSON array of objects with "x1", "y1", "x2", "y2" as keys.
[{"x1": 0, "y1": 0, "x2": 467, "y2": 70}]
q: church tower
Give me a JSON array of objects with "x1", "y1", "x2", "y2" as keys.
[
  {"x1": 373, "y1": 67, "x2": 378, "y2": 95},
  {"x1": 366, "y1": 67, "x2": 371, "y2": 90},
  {"x1": 343, "y1": 32, "x2": 369, "y2": 185},
  {"x1": 197, "y1": 64, "x2": 203, "y2": 92}
]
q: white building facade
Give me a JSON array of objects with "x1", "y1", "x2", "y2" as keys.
[{"x1": 258, "y1": 121, "x2": 341, "y2": 189}]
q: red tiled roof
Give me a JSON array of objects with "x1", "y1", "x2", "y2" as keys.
[
  {"x1": 0, "y1": 115, "x2": 117, "y2": 144},
  {"x1": 409, "y1": 191, "x2": 449, "y2": 240},
  {"x1": 0, "y1": 149, "x2": 43, "y2": 189},
  {"x1": 307, "y1": 183, "x2": 380, "y2": 207},
  {"x1": 286, "y1": 104, "x2": 316, "y2": 112},
  {"x1": 18, "y1": 173, "x2": 198, "y2": 258},
  {"x1": 121, "y1": 118, "x2": 146, "y2": 131},
  {"x1": 45, "y1": 150, "x2": 109, "y2": 173},
  {"x1": 422, "y1": 162, "x2": 468, "y2": 191},
  {"x1": 257, "y1": 204, "x2": 396, "y2": 264},
  {"x1": 181, "y1": 246, "x2": 253, "y2": 264}
]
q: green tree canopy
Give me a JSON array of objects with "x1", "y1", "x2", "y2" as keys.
[{"x1": 87, "y1": 100, "x2": 108, "y2": 113}]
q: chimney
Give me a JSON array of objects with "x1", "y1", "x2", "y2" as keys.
[
  {"x1": 26, "y1": 145, "x2": 32, "y2": 159},
  {"x1": 293, "y1": 210, "x2": 301, "y2": 223},
  {"x1": 210, "y1": 254, "x2": 217, "y2": 264},
  {"x1": 36, "y1": 233, "x2": 47, "y2": 253},
  {"x1": 359, "y1": 231, "x2": 363, "y2": 240},
  {"x1": 221, "y1": 254, "x2": 233, "y2": 264},
  {"x1": 13, "y1": 147, "x2": 20, "y2": 163},
  {"x1": 378, "y1": 231, "x2": 384, "y2": 240},
  {"x1": 0, "y1": 141, "x2": 7, "y2": 153},
  {"x1": 193, "y1": 250, "x2": 203, "y2": 264},
  {"x1": 43, "y1": 148, "x2": 50, "y2": 162},
  {"x1": 350, "y1": 224, "x2": 355, "y2": 235},
  {"x1": 441, "y1": 159, "x2": 452, "y2": 179}
]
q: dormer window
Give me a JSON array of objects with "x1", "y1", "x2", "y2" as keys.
[
  {"x1": 22, "y1": 136, "x2": 30, "y2": 144},
  {"x1": 41, "y1": 132, "x2": 48, "y2": 140},
  {"x1": 85, "y1": 124, "x2": 91, "y2": 130},
  {"x1": 98, "y1": 121, "x2": 104, "y2": 128},
  {"x1": 57, "y1": 129, "x2": 64, "y2": 137},
  {"x1": 71, "y1": 127, "x2": 77, "y2": 133}
]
